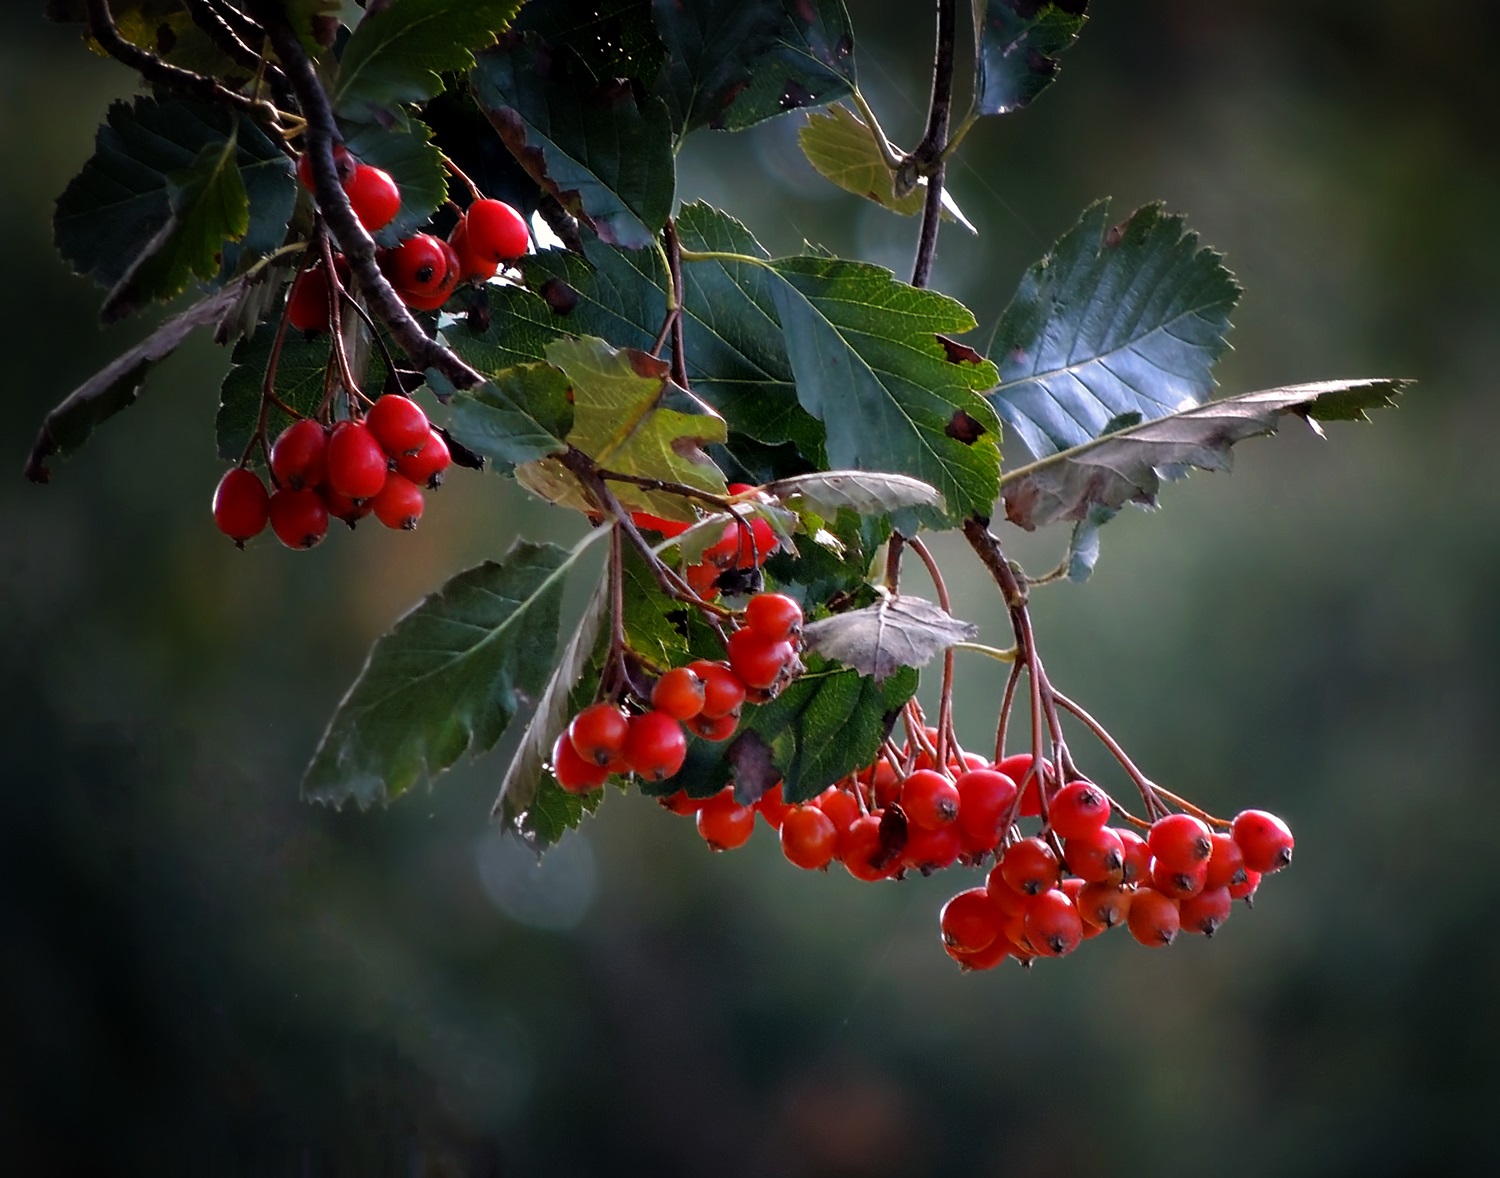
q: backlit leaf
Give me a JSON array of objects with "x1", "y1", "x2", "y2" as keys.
[{"x1": 802, "y1": 595, "x2": 978, "y2": 682}]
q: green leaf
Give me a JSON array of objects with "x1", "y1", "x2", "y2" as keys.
[
  {"x1": 25, "y1": 275, "x2": 254, "y2": 483},
  {"x1": 801, "y1": 596, "x2": 978, "y2": 682},
  {"x1": 988, "y1": 201, "x2": 1241, "y2": 463},
  {"x1": 442, "y1": 362, "x2": 571, "y2": 472},
  {"x1": 768, "y1": 255, "x2": 1003, "y2": 528},
  {"x1": 343, "y1": 119, "x2": 448, "y2": 247},
  {"x1": 974, "y1": 0, "x2": 1088, "y2": 116},
  {"x1": 215, "y1": 329, "x2": 334, "y2": 462},
  {"x1": 521, "y1": 242, "x2": 663, "y2": 351},
  {"x1": 305, "y1": 537, "x2": 594, "y2": 807},
  {"x1": 1000, "y1": 378, "x2": 1411, "y2": 530},
  {"x1": 440, "y1": 282, "x2": 560, "y2": 373},
  {"x1": 651, "y1": 0, "x2": 855, "y2": 135},
  {"x1": 332, "y1": 0, "x2": 523, "y2": 123},
  {"x1": 472, "y1": 34, "x2": 676, "y2": 249},
  {"x1": 763, "y1": 470, "x2": 944, "y2": 518},
  {"x1": 55, "y1": 97, "x2": 294, "y2": 301}
]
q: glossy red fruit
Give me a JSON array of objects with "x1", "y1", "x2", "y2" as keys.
[
  {"x1": 955, "y1": 768, "x2": 1018, "y2": 853},
  {"x1": 212, "y1": 467, "x2": 270, "y2": 543},
  {"x1": 651, "y1": 666, "x2": 706, "y2": 721},
  {"x1": 370, "y1": 472, "x2": 424, "y2": 529},
  {"x1": 696, "y1": 790, "x2": 756, "y2": 851},
  {"x1": 268, "y1": 487, "x2": 329, "y2": 549},
  {"x1": 326, "y1": 421, "x2": 388, "y2": 501},
  {"x1": 630, "y1": 510, "x2": 691, "y2": 538},
  {"x1": 900, "y1": 769, "x2": 960, "y2": 831},
  {"x1": 448, "y1": 219, "x2": 498, "y2": 283},
  {"x1": 996, "y1": 753, "x2": 1052, "y2": 817},
  {"x1": 551, "y1": 730, "x2": 608, "y2": 794},
  {"x1": 568, "y1": 703, "x2": 630, "y2": 767},
  {"x1": 623, "y1": 710, "x2": 687, "y2": 782},
  {"x1": 901, "y1": 822, "x2": 961, "y2": 873},
  {"x1": 704, "y1": 518, "x2": 777, "y2": 569},
  {"x1": 343, "y1": 163, "x2": 401, "y2": 232},
  {"x1": 1062, "y1": 826, "x2": 1125, "y2": 883},
  {"x1": 659, "y1": 790, "x2": 706, "y2": 816},
  {"x1": 1048, "y1": 780, "x2": 1112, "y2": 839},
  {"x1": 1205, "y1": 831, "x2": 1249, "y2": 890},
  {"x1": 948, "y1": 933, "x2": 1012, "y2": 972},
  {"x1": 781, "y1": 805, "x2": 837, "y2": 870},
  {"x1": 685, "y1": 711, "x2": 737, "y2": 741},
  {"x1": 984, "y1": 862, "x2": 1029, "y2": 917},
  {"x1": 365, "y1": 394, "x2": 430, "y2": 457},
  {"x1": 381, "y1": 233, "x2": 459, "y2": 303},
  {"x1": 464, "y1": 198, "x2": 531, "y2": 261},
  {"x1": 296, "y1": 144, "x2": 356, "y2": 192},
  {"x1": 1118, "y1": 827, "x2": 1152, "y2": 884},
  {"x1": 688, "y1": 660, "x2": 746, "y2": 719},
  {"x1": 1229, "y1": 868, "x2": 1262, "y2": 903},
  {"x1": 1148, "y1": 813, "x2": 1214, "y2": 872},
  {"x1": 1179, "y1": 885, "x2": 1233, "y2": 936},
  {"x1": 1150, "y1": 856, "x2": 1209, "y2": 900},
  {"x1": 754, "y1": 782, "x2": 790, "y2": 830},
  {"x1": 726, "y1": 629, "x2": 794, "y2": 691},
  {"x1": 744, "y1": 593, "x2": 803, "y2": 642},
  {"x1": 1127, "y1": 889, "x2": 1181, "y2": 947},
  {"x1": 322, "y1": 487, "x2": 371, "y2": 529},
  {"x1": 1026, "y1": 888, "x2": 1085, "y2": 957},
  {"x1": 395, "y1": 430, "x2": 452, "y2": 488},
  {"x1": 999, "y1": 836, "x2": 1060, "y2": 896},
  {"x1": 940, "y1": 888, "x2": 1003, "y2": 954},
  {"x1": 1077, "y1": 881, "x2": 1132, "y2": 930},
  {"x1": 269, "y1": 418, "x2": 328, "y2": 491},
  {"x1": 813, "y1": 787, "x2": 861, "y2": 853},
  {"x1": 1232, "y1": 809, "x2": 1295, "y2": 873},
  {"x1": 841, "y1": 814, "x2": 895, "y2": 882},
  {"x1": 286, "y1": 264, "x2": 333, "y2": 332}
]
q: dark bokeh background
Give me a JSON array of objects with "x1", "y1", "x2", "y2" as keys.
[{"x1": 5, "y1": 2, "x2": 1498, "y2": 1173}]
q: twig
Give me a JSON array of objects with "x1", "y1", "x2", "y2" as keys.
[
  {"x1": 908, "y1": 537, "x2": 956, "y2": 771},
  {"x1": 1050, "y1": 688, "x2": 1169, "y2": 820},
  {"x1": 884, "y1": 534, "x2": 905, "y2": 593},
  {"x1": 993, "y1": 655, "x2": 1023, "y2": 763},
  {"x1": 909, "y1": 0, "x2": 957, "y2": 290},
  {"x1": 664, "y1": 220, "x2": 690, "y2": 390},
  {"x1": 183, "y1": 0, "x2": 291, "y2": 105}
]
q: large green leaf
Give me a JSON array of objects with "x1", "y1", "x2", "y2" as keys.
[
  {"x1": 54, "y1": 97, "x2": 294, "y2": 300},
  {"x1": 973, "y1": 0, "x2": 1088, "y2": 116},
  {"x1": 305, "y1": 538, "x2": 589, "y2": 807},
  {"x1": 472, "y1": 35, "x2": 676, "y2": 249},
  {"x1": 442, "y1": 362, "x2": 571, "y2": 472},
  {"x1": 440, "y1": 282, "x2": 559, "y2": 373},
  {"x1": 769, "y1": 255, "x2": 1002, "y2": 528},
  {"x1": 332, "y1": 0, "x2": 523, "y2": 122},
  {"x1": 342, "y1": 120, "x2": 448, "y2": 247},
  {"x1": 988, "y1": 201, "x2": 1241, "y2": 463},
  {"x1": 1000, "y1": 378, "x2": 1411, "y2": 530},
  {"x1": 651, "y1": 0, "x2": 855, "y2": 135}
]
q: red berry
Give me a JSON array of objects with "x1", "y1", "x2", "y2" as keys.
[
  {"x1": 286, "y1": 264, "x2": 333, "y2": 332},
  {"x1": 269, "y1": 418, "x2": 328, "y2": 491},
  {"x1": 448, "y1": 218, "x2": 498, "y2": 283},
  {"x1": 1179, "y1": 885, "x2": 1233, "y2": 936},
  {"x1": 744, "y1": 593, "x2": 803, "y2": 642},
  {"x1": 322, "y1": 486, "x2": 371, "y2": 529},
  {"x1": 1026, "y1": 888, "x2": 1085, "y2": 957},
  {"x1": 688, "y1": 660, "x2": 745, "y2": 719},
  {"x1": 1118, "y1": 827, "x2": 1151, "y2": 884},
  {"x1": 344, "y1": 163, "x2": 401, "y2": 232},
  {"x1": 651, "y1": 666, "x2": 706, "y2": 721},
  {"x1": 1205, "y1": 831, "x2": 1249, "y2": 890},
  {"x1": 899, "y1": 769, "x2": 960, "y2": 831},
  {"x1": 268, "y1": 486, "x2": 329, "y2": 549},
  {"x1": 1150, "y1": 855, "x2": 1209, "y2": 900},
  {"x1": 813, "y1": 787, "x2": 862, "y2": 853},
  {"x1": 685, "y1": 711, "x2": 738, "y2": 741},
  {"x1": 623, "y1": 710, "x2": 687, "y2": 782},
  {"x1": 684, "y1": 560, "x2": 720, "y2": 600},
  {"x1": 754, "y1": 782, "x2": 790, "y2": 830},
  {"x1": 947, "y1": 933, "x2": 1012, "y2": 972},
  {"x1": 1127, "y1": 889, "x2": 1181, "y2": 947},
  {"x1": 999, "y1": 836, "x2": 1060, "y2": 896},
  {"x1": 955, "y1": 768, "x2": 1018, "y2": 853},
  {"x1": 365, "y1": 394, "x2": 430, "y2": 457},
  {"x1": 630, "y1": 510, "x2": 691, "y2": 538},
  {"x1": 551, "y1": 730, "x2": 608, "y2": 794},
  {"x1": 1148, "y1": 813, "x2": 1214, "y2": 872},
  {"x1": 1232, "y1": 809, "x2": 1294, "y2": 873},
  {"x1": 1048, "y1": 780, "x2": 1112, "y2": 839},
  {"x1": 463, "y1": 198, "x2": 531, "y2": 261},
  {"x1": 370, "y1": 472, "x2": 424, "y2": 530},
  {"x1": 983, "y1": 862, "x2": 1029, "y2": 916},
  {"x1": 296, "y1": 144, "x2": 356, "y2": 192},
  {"x1": 696, "y1": 790, "x2": 755, "y2": 851},
  {"x1": 1063, "y1": 826, "x2": 1125, "y2": 884},
  {"x1": 996, "y1": 753, "x2": 1052, "y2": 817},
  {"x1": 1229, "y1": 868, "x2": 1262, "y2": 902},
  {"x1": 704, "y1": 518, "x2": 776, "y2": 569},
  {"x1": 940, "y1": 888, "x2": 1003, "y2": 954},
  {"x1": 658, "y1": 790, "x2": 706, "y2": 816},
  {"x1": 567, "y1": 703, "x2": 629, "y2": 767},
  {"x1": 841, "y1": 814, "x2": 895, "y2": 882},
  {"x1": 395, "y1": 429, "x2": 452, "y2": 488},
  {"x1": 326, "y1": 421, "x2": 389, "y2": 501},
  {"x1": 726, "y1": 629, "x2": 794, "y2": 691},
  {"x1": 865, "y1": 761, "x2": 901, "y2": 809},
  {"x1": 212, "y1": 467, "x2": 270, "y2": 544},
  {"x1": 781, "y1": 805, "x2": 837, "y2": 870},
  {"x1": 1077, "y1": 881, "x2": 1132, "y2": 930},
  {"x1": 901, "y1": 822, "x2": 962, "y2": 873},
  {"x1": 380, "y1": 233, "x2": 459, "y2": 304}
]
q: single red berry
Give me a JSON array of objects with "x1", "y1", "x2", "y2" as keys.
[
  {"x1": 395, "y1": 429, "x2": 452, "y2": 488},
  {"x1": 1025, "y1": 888, "x2": 1085, "y2": 957},
  {"x1": 448, "y1": 218, "x2": 498, "y2": 283},
  {"x1": 813, "y1": 787, "x2": 861, "y2": 853},
  {"x1": 1205, "y1": 831, "x2": 1249, "y2": 890},
  {"x1": 996, "y1": 753, "x2": 1052, "y2": 817},
  {"x1": 212, "y1": 467, "x2": 270, "y2": 544},
  {"x1": 269, "y1": 418, "x2": 328, "y2": 491},
  {"x1": 658, "y1": 790, "x2": 706, "y2": 816},
  {"x1": 704, "y1": 518, "x2": 777, "y2": 569},
  {"x1": 1150, "y1": 855, "x2": 1209, "y2": 900},
  {"x1": 343, "y1": 163, "x2": 401, "y2": 232},
  {"x1": 1063, "y1": 825, "x2": 1125, "y2": 884},
  {"x1": 651, "y1": 666, "x2": 707, "y2": 721},
  {"x1": 1118, "y1": 827, "x2": 1152, "y2": 884},
  {"x1": 687, "y1": 660, "x2": 745, "y2": 719},
  {"x1": 1127, "y1": 888, "x2": 1181, "y2": 948},
  {"x1": 380, "y1": 233, "x2": 458, "y2": 301},
  {"x1": 463, "y1": 197, "x2": 531, "y2": 261},
  {"x1": 365, "y1": 394, "x2": 430, "y2": 457},
  {"x1": 781, "y1": 805, "x2": 837, "y2": 870},
  {"x1": 744, "y1": 593, "x2": 803, "y2": 642},
  {"x1": 1048, "y1": 780, "x2": 1112, "y2": 839},
  {"x1": 754, "y1": 782, "x2": 790, "y2": 830},
  {"x1": 899, "y1": 769, "x2": 960, "y2": 831},
  {"x1": 955, "y1": 768, "x2": 1018, "y2": 854},
  {"x1": 370, "y1": 472, "x2": 424, "y2": 530},
  {"x1": 684, "y1": 560, "x2": 720, "y2": 600},
  {"x1": 567, "y1": 703, "x2": 630, "y2": 767},
  {"x1": 1229, "y1": 868, "x2": 1262, "y2": 903},
  {"x1": 296, "y1": 144, "x2": 356, "y2": 192},
  {"x1": 623, "y1": 710, "x2": 687, "y2": 782},
  {"x1": 551, "y1": 730, "x2": 608, "y2": 794},
  {"x1": 841, "y1": 814, "x2": 895, "y2": 882},
  {"x1": 630, "y1": 510, "x2": 691, "y2": 538},
  {"x1": 268, "y1": 486, "x2": 329, "y2": 549},
  {"x1": 696, "y1": 789, "x2": 755, "y2": 851},
  {"x1": 326, "y1": 421, "x2": 389, "y2": 501},
  {"x1": 983, "y1": 861, "x2": 1029, "y2": 916},
  {"x1": 726, "y1": 629, "x2": 794, "y2": 691},
  {"x1": 1232, "y1": 809, "x2": 1295, "y2": 873},
  {"x1": 940, "y1": 887, "x2": 1003, "y2": 954},
  {"x1": 1077, "y1": 881, "x2": 1132, "y2": 930},
  {"x1": 686, "y1": 711, "x2": 738, "y2": 741},
  {"x1": 1179, "y1": 885, "x2": 1233, "y2": 936},
  {"x1": 901, "y1": 822, "x2": 962, "y2": 873},
  {"x1": 286, "y1": 264, "x2": 333, "y2": 332},
  {"x1": 1148, "y1": 813, "x2": 1214, "y2": 872},
  {"x1": 322, "y1": 486, "x2": 372, "y2": 529},
  {"x1": 999, "y1": 836, "x2": 1061, "y2": 896}
]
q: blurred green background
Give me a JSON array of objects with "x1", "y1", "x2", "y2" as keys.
[{"x1": 5, "y1": 1, "x2": 1498, "y2": 1173}]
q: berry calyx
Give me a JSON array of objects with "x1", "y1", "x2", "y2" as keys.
[
  {"x1": 463, "y1": 198, "x2": 531, "y2": 261},
  {"x1": 343, "y1": 163, "x2": 401, "y2": 233},
  {"x1": 567, "y1": 703, "x2": 629, "y2": 767},
  {"x1": 268, "y1": 487, "x2": 329, "y2": 549},
  {"x1": 1232, "y1": 809, "x2": 1295, "y2": 873},
  {"x1": 940, "y1": 888, "x2": 1002, "y2": 954},
  {"x1": 212, "y1": 467, "x2": 270, "y2": 544},
  {"x1": 365, "y1": 394, "x2": 430, "y2": 457},
  {"x1": 623, "y1": 710, "x2": 687, "y2": 782},
  {"x1": 326, "y1": 421, "x2": 389, "y2": 501}
]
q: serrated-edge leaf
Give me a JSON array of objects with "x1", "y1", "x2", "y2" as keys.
[
  {"x1": 764, "y1": 470, "x2": 944, "y2": 518},
  {"x1": 801, "y1": 595, "x2": 979, "y2": 682},
  {"x1": 442, "y1": 362, "x2": 571, "y2": 471},
  {"x1": 974, "y1": 0, "x2": 1088, "y2": 116}
]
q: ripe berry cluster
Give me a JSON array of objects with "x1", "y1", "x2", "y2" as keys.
[
  {"x1": 631, "y1": 484, "x2": 779, "y2": 599},
  {"x1": 210, "y1": 394, "x2": 451, "y2": 549},
  {"x1": 549, "y1": 592, "x2": 807, "y2": 794}
]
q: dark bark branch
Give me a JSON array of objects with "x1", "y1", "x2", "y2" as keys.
[
  {"x1": 909, "y1": 0, "x2": 957, "y2": 289},
  {"x1": 184, "y1": 0, "x2": 293, "y2": 108}
]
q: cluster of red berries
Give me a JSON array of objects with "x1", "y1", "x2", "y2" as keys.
[
  {"x1": 631, "y1": 484, "x2": 779, "y2": 600},
  {"x1": 210, "y1": 394, "x2": 451, "y2": 549},
  {"x1": 549, "y1": 592, "x2": 807, "y2": 794}
]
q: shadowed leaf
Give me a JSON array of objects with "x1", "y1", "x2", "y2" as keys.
[
  {"x1": 802, "y1": 595, "x2": 978, "y2": 682},
  {"x1": 974, "y1": 0, "x2": 1088, "y2": 116}
]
